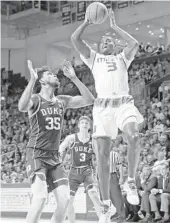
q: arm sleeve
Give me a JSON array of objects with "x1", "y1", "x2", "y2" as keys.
[
  {"x1": 120, "y1": 50, "x2": 134, "y2": 69},
  {"x1": 80, "y1": 49, "x2": 96, "y2": 70}
]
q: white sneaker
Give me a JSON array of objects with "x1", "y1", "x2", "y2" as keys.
[
  {"x1": 99, "y1": 204, "x2": 111, "y2": 223},
  {"x1": 124, "y1": 180, "x2": 139, "y2": 205}
]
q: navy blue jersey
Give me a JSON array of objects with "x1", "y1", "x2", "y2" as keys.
[
  {"x1": 70, "y1": 134, "x2": 93, "y2": 167},
  {"x1": 27, "y1": 94, "x2": 65, "y2": 151}
]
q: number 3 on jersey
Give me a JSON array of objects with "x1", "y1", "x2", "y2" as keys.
[
  {"x1": 45, "y1": 117, "x2": 60, "y2": 130},
  {"x1": 107, "y1": 62, "x2": 117, "y2": 72},
  {"x1": 80, "y1": 153, "x2": 86, "y2": 162}
]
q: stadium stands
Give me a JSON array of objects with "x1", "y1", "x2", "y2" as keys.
[{"x1": 1, "y1": 43, "x2": 170, "y2": 221}]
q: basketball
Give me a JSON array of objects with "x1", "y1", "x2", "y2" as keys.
[{"x1": 86, "y1": 2, "x2": 108, "y2": 24}]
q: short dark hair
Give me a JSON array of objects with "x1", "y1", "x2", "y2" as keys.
[{"x1": 36, "y1": 66, "x2": 51, "y2": 78}]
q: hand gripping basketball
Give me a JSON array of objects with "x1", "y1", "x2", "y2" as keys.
[{"x1": 85, "y1": 2, "x2": 108, "y2": 25}]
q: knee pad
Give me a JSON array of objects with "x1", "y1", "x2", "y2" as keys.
[{"x1": 31, "y1": 175, "x2": 48, "y2": 200}]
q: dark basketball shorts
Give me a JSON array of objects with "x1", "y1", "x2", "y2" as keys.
[
  {"x1": 69, "y1": 166, "x2": 94, "y2": 196},
  {"x1": 26, "y1": 148, "x2": 68, "y2": 193}
]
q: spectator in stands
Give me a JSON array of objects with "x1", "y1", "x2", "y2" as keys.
[
  {"x1": 140, "y1": 148, "x2": 149, "y2": 164},
  {"x1": 149, "y1": 163, "x2": 170, "y2": 222},
  {"x1": 137, "y1": 165, "x2": 157, "y2": 222},
  {"x1": 146, "y1": 154, "x2": 155, "y2": 167},
  {"x1": 1, "y1": 45, "x2": 170, "y2": 190},
  {"x1": 152, "y1": 150, "x2": 166, "y2": 173},
  {"x1": 154, "y1": 120, "x2": 165, "y2": 133}
]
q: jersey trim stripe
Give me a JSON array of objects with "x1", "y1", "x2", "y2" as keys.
[
  {"x1": 33, "y1": 113, "x2": 40, "y2": 150},
  {"x1": 120, "y1": 53, "x2": 127, "y2": 69},
  {"x1": 91, "y1": 52, "x2": 97, "y2": 72},
  {"x1": 29, "y1": 94, "x2": 41, "y2": 118},
  {"x1": 70, "y1": 134, "x2": 76, "y2": 167}
]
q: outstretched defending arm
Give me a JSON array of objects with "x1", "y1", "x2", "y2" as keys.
[
  {"x1": 71, "y1": 18, "x2": 91, "y2": 59},
  {"x1": 59, "y1": 60, "x2": 95, "y2": 109},
  {"x1": 109, "y1": 9, "x2": 139, "y2": 62},
  {"x1": 18, "y1": 60, "x2": 38, "y2": 112}
]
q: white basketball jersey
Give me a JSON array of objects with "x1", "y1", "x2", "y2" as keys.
[{"x1": 80, "y1": 49, "x2": 134, "y2": 98}]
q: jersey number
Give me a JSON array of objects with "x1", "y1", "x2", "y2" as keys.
[
  {"x1": 80, "y1": 153, "x2": 86, "y2": 162},
  {"x1": 107, "y1": 62, "x2": 117, "y2": 72},
  {"x1": 45, "y1": 117, "x2": 61, "y2": 130}
]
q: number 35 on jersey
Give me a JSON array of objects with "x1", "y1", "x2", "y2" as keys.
[{"x1": 45, "y1": 117, "x2": 61, "y2": 130}]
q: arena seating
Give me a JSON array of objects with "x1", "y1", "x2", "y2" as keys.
[{"x1": 1, "y1": 45, "x2": 170, "y2": 221}]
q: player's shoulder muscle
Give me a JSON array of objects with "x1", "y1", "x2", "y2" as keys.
[
  {"x1": 118, "y1": 50, "x2": 134, "y2": 69},
  {"x1": 67, "y1": 134, "x2": 75, "y2": 141},
  {"x1": 57, "y1": 95, "x2": 70, "y2": 108},
  {"x1": 28, "y1": 94, "x2": 40, "y2": 117}
]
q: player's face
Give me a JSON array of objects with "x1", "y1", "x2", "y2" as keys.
[
  {"x1": 142, "y1": 166, "x2": 150, "y2": 176},
  {"x1": 99, "y1": 36, "x2": 115, "y2": 55},
  {"x1": 79, "y1": 119, "x2": 90, "y2": 131},
  {"x1": 41, "y1": 71, "x2": 60, "y2": 88}
]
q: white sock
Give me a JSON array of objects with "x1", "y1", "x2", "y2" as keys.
[
  {"x1": 128, "y1": 177, "x2": 135, "y2": 182},
  {"x1": 103, "y1": 199, "x2": 110, "y2": 206}
]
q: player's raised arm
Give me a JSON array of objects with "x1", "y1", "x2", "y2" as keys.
[
  {"x1": 18, "y1": 60, "x2": 37, "y2": 112},
  {"x1": 71, "y1": 17, "x2": 92, "y2": 59},
  {"x1": 109, "y1": 9, "x2": 139, "y2": 62},
  {"x1": 59, "y1": 60, "x2": 95, "y2": 109}
]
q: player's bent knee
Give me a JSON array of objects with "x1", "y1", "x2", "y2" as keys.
[
  {"x1": 31, "y1": 174, "x2": 48, "y2": 200},
  {"x1": 127, "y1": 132, "x2": 139, "y2": 144}
]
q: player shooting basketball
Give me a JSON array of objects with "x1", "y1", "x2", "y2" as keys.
[
  {"x1": 59, "y1": 116, "x2": 101, "y2": 223},
  {"x1": 18, "y1": 60, "x2": 94, "y2": 223},
  {"x1": 71, "y1": 7, "x2": 143, "y2": 223}
]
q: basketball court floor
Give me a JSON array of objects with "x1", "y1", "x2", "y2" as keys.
[
  {"x1": 1, "y1": 220, "x2": 96, "y2": 223},
  {"x1": 1, "y1": 219, "x2": 136, "y2": 223},
  {"x1": 0, "y1": 220, "x2": 133, "y2": 223}
]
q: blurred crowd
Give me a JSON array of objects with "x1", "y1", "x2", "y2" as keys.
[
  {"x1": 59, "y1": 43, "x2": 170, "y2": 94},
  {"x1": 109, "y1": 96, "x2": 170, "y2": 221},
  {"x1": 1, "y1": 43, "x2": 170, "y2": 222}
]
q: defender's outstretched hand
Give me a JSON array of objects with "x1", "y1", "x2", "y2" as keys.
[
  {"x1": 27, "y1": 60, "x2": 38, "y2": 80},
  {"x1": 108, "y1": 9, "x2": 117, "y2": 29},
  {"x1": 62, "y1": 60, "x2": 77, "y2": 80}
]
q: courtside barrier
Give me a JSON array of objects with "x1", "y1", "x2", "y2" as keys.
[{"x1": 1, "y1": 184, "x2": 88, "y2": 219}]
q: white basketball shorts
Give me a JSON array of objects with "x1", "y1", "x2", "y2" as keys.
[{"x1": 93, "y1": 96, "x2": 144, "y2": 140}]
